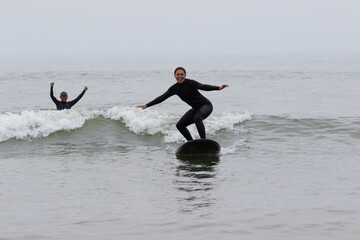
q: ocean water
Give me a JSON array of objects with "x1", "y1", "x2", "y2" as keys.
[{"x1": 0, "y1": 55, "x2": 359, "y2": 240}]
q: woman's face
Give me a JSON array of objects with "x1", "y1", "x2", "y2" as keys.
[{"x1": 174, "y1": 69, "x2": 186, "y2": 83}]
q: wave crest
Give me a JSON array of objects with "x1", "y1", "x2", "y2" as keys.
[{"x1": 0, "y1": 107, "x2": 252, "y2": 143}]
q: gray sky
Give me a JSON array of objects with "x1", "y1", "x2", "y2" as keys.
[{"x1": 1, "y1": 0, "x2": 360, "y2": 56}]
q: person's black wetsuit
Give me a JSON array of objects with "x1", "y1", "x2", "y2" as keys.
[
  {"x1": 50, "y1": 86, "x2": 86, "y2": 110},
  {"x1": 146, "y1": 79, "x2": 220, "y2": 141}
]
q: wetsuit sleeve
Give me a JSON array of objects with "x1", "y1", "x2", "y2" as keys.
[
  {"x1": 192, "y1": 80, "x2": 220, "y2": 91},
  {"x1": 50, "y1": 86, "x2": 60, "y2": 104},
  {"x1": 68, "y1": 90, "x2": 86, "y2": 107},
  {"x1": 146, "y1": 87, "x2": 175, "y2": 107}
]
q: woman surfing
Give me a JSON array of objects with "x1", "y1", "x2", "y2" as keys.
[{"x1": 137, "y1": 67, "x2": 228, "y2": 141}]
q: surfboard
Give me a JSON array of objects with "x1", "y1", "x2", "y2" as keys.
[{"x1": 176, "y1": 139, "x2": 221, "y2": 156}]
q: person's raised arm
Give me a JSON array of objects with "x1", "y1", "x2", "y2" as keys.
[
  {"x1": 50, "y1": 82, "x2": 59, "y2": 104},
  {"x1": 68, "y1": 85, "x2": 88, "y2": 107},
  {"x1": 137, "y1": 87, "x2": 174, "y2": 109}
]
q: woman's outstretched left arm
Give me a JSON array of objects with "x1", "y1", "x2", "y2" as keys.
[{"x1": 194, "y1": 80, "x2": 229, "y2": 91}]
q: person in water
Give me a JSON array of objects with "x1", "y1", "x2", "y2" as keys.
[
  {"x1": 50, "y1": 82, "x2": 88, "y2": 110},
  {"x1": 137, "y1": 67, "x2": 229, "y2": 141}
]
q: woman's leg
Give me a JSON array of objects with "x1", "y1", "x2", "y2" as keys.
[
  {"x1": 194, "y1": 103, "x2": 213, "y2": 139},
  {"x1": 176, "y1": 108, "x2": 196, "y2": 141}
]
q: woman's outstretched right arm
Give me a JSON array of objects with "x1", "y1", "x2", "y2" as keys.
[{"x1": 137, "y1": 87, "x2": 174, "y2": 109}]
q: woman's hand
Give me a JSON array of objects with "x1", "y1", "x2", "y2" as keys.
[
  {"x1": 219, "y1": 84, "x2": 229, "y2": 90},
  {"x1": 136, "y1": 105, "x2": 147, "y2": 109}
]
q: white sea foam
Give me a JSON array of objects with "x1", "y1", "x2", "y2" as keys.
[
  {"x1": 0, "y1": 106, "x2": 251, "y2": 143},
  {"x1": 0, "y1": 110, "x2": 100, "y2": 142},
  {"x1": 220, "y1": 139, "x2": 247, "y2": 155},
  {"x1": 104, "y1": 106, "x2": 252, "y2": 143},
  {"x1": 104, "y1": 106, "x2": 179, "y2": 136}
]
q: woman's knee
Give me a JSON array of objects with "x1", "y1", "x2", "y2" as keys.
[
  {"x1": 176, "y1": 121, "x2": 183, "y2": 130},
  {"x1": 198, "y1": 104, "x2": 213, "y2": 121}
]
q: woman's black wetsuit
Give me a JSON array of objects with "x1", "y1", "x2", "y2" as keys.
[
  {"x1": 50, "y1": 86, "x2": 86, "y2": 110},
  {"x1": 146, "y1": 79, "x2": 220, "y2": 141}
]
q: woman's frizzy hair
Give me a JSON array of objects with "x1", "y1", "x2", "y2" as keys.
[{"x1": 174, "y1": 67, "x2": 186, "y2": 75}]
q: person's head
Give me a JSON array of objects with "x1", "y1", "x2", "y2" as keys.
[
  {"x1": 174, "y1": 67, "x2": 186, "y2": 83},
  {"x1": 60, "y1": 92, "x2": 68, "y2": 102}
]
